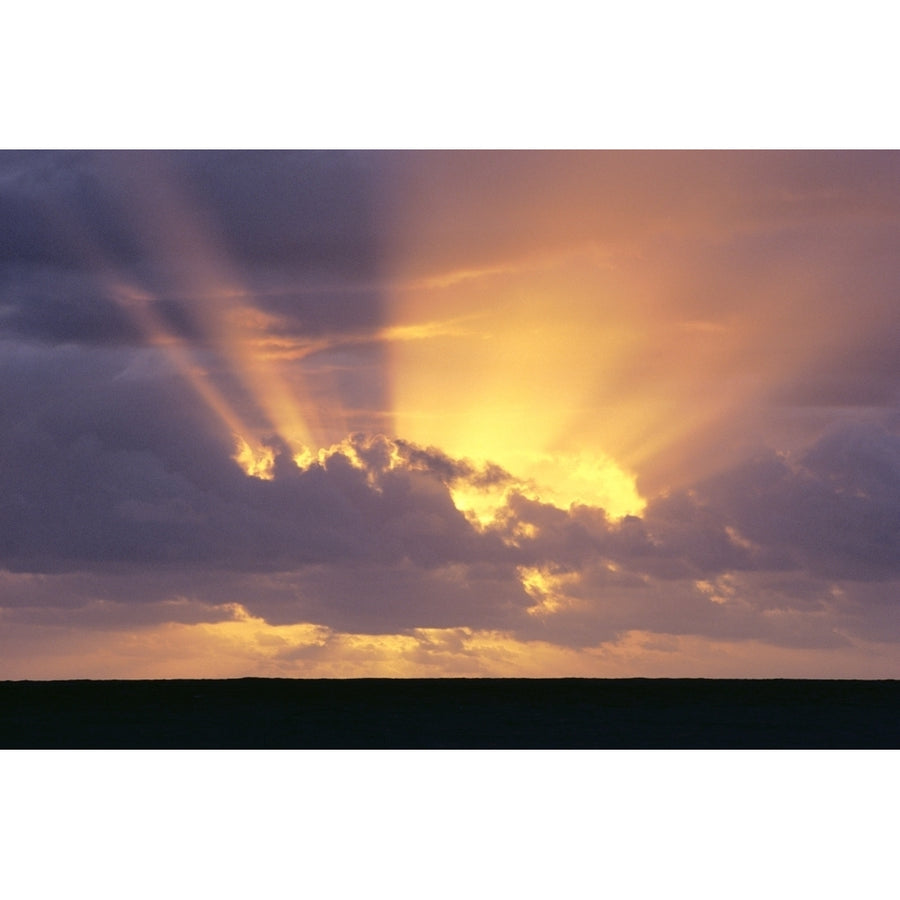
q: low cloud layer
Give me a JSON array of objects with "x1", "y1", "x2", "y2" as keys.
[{"x1": 2, "y1": 341, "x2": 898, "y2": 654}]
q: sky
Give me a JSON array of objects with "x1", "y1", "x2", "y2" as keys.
[{"x1": 1, "y1": 149, "x2": 899, "y2": 678}]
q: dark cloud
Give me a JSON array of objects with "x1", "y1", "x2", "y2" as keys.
[
  {"x1": 0, "y1": 151, "x2": 146, "y2": 271},
  {"x1": 164, "y1": 150, "x2": 386, "y2": 277},
  {"x1": 391, "y1": 439, "x2": 515, "y2": 489},
  {"x1": 257, "y1": 286, "x2": 386, "y2": 338},
  {"x1": 693, "y1": 424, "x2": 900, "y2": 581},
  {"x1": 0, "y1": 150, "x2": 390, "y2": 349},
  {"x1": 258, "y1": 561, "x2": 531, "y2": 634},
  {"x1": 0, "y1": 268, "x2": 144, "y2": 345}
]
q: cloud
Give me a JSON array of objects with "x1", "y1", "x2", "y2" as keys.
[
  {"x1": 693, "y1": 424, "x2": 900, "y2": 581},
  {"x1": 0, "y1": 346, "x2": 508, "y2": 576},
  {"x1": 2, "y1": 335, "x2": 898, "y2": 653},
  {"x1": 0, "y1": 151, "x2": 389, "y2": 350}
]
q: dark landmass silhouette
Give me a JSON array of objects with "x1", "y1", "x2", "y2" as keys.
[{"x1": 2, "y1": 678, "x2": 898, "y2": 748}]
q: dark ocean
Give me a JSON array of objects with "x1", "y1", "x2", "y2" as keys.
[{"x1": 1, "y1": 678, "x2": 897, "y2": 748}]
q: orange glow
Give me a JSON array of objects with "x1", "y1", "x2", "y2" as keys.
[
  {"x1": 385, "y1": 256, "x2": 647, "y2": 518},
  {"x1": 376, "y1": 151, "x2": 899, "y2": 502},
  {"x1": 5, "y1": 610, "x2": 899, "y2": 679}
]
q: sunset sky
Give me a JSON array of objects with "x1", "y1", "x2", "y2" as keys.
[{"x1": 1, "y1": 149, "x2": 898, "y2": 678}]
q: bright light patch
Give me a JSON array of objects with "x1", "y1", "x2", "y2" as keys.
[
  {"x1": 522, "y1": 450, "x2": 645, "y2": 517},
  {"x1": 519, "y1": 566, "x2": 583, "y2": 616},
  {"x1": 449, "y1": 481, "x2": 514, "y2": 529},
  {"x1": 447, "y1": 449, "x2": 643, "y2": 528},
  {"x1": 385, "y1": 254, "x2": 649, "y2": 520},
  {"x1": 232, "y1": 435, "x2": 276, "y2": 480}
]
